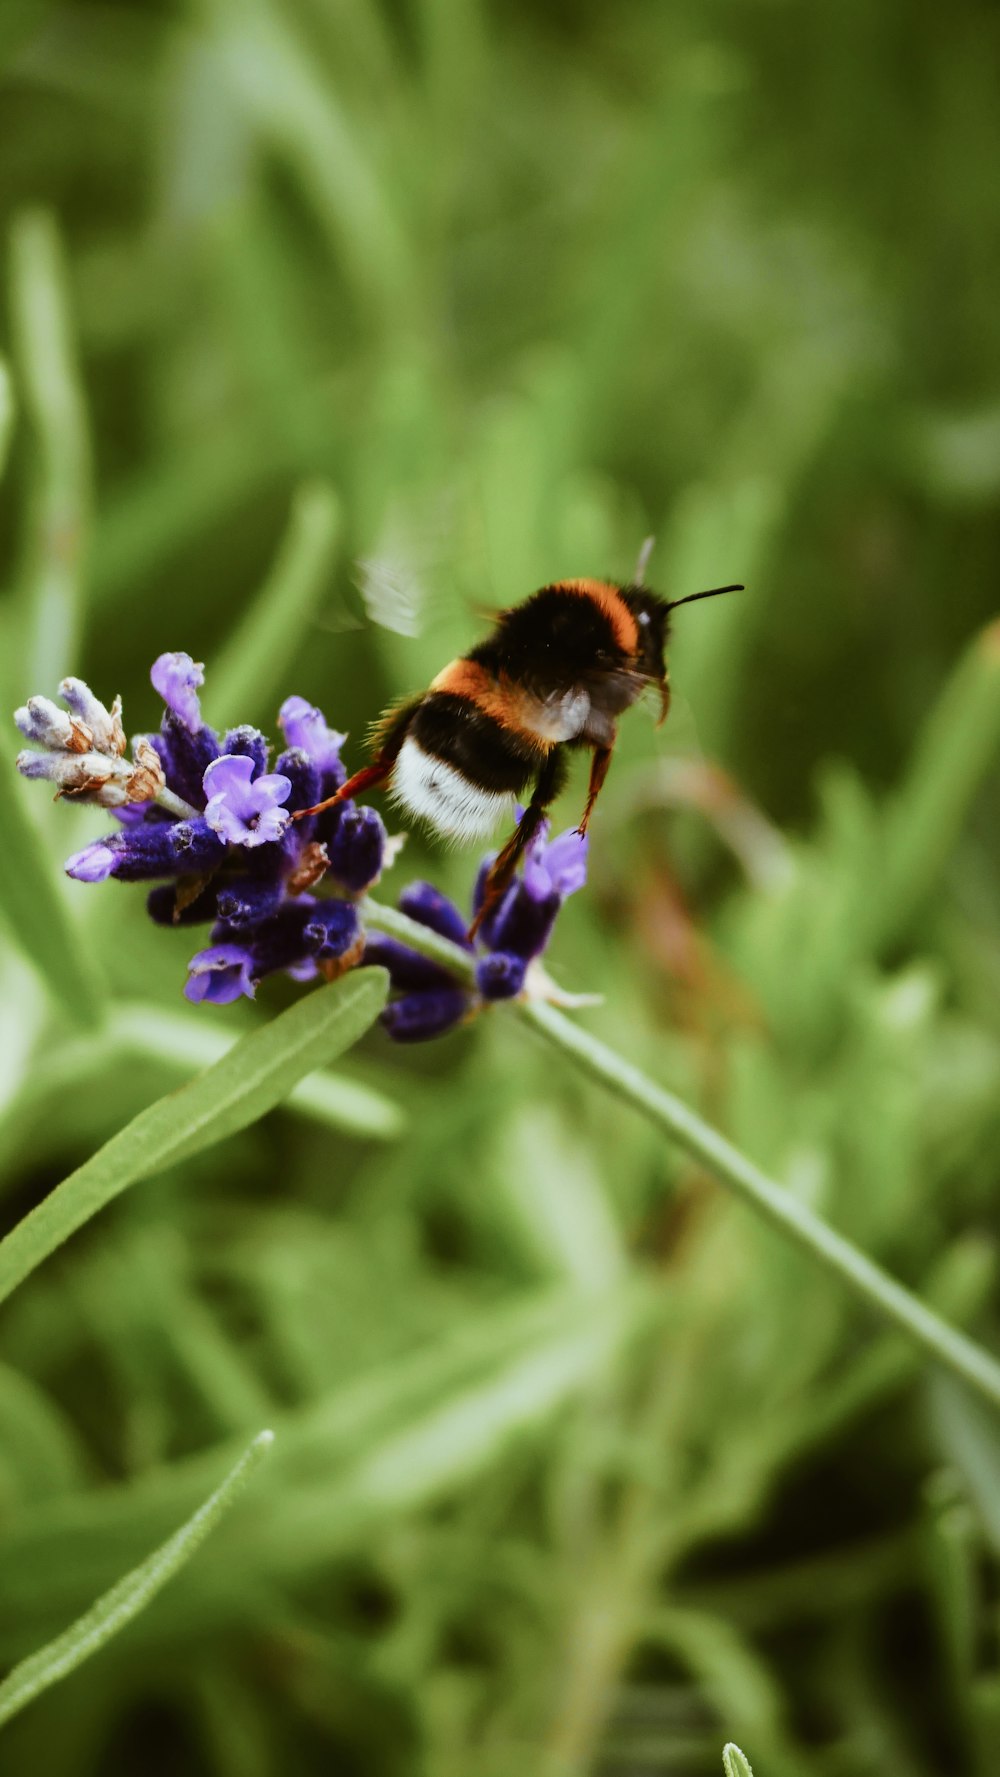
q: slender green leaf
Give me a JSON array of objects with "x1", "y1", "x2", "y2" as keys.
[
  {"x1": 0, "y1": 757, "x2": 105, "y2": 1028},
  {"x1": 0, "y1": 968, "x2": 388, "y2": 1306},
  {"x1": 0, "y1": 1430, "x2": 273, "y2": 1728},
  {"x1": 873, "y1": 618, "x2": 1000, "y2": 949},
  {"x1": 8, "y1": 209, "x2": 92, "y2": 690},
  {"x1": 205, "y1": 480, "x2": 341, "y2": 727},
  {"x1": 722, "y1": 1745, "x2": 755, "y2": 1777},
  {"x1": 365, "y1": 899, "x2": 1000, "y2": 1416},
  {"x1": 0, "y1": 355, "x2": 15, "y2": 482},
  {"x1": 110, "y1": 1002, "x2": 404, "y2": 1140}
]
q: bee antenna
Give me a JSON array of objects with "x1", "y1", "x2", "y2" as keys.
[{"x1": 667, "y1": 583, "x2": 744, "y2": 612}]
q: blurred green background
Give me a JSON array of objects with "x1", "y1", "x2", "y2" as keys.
[{"x1": 1, "y1": 0, "x2": 1000, "y2": 1772}]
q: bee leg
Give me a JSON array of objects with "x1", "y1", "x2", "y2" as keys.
[
  {"x1": 575, "y1": 744, "x2": 613, "y2": 837},
  {"x1": 467, "y1": 749, "x2": 566, "y2": 942},
  {"x1": 292, "y1": 699, "x2": 418, "y2": 822}
]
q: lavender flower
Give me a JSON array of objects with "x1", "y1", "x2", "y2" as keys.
[
  {"x1": 370, "y1": 822, "x2": 588, "y2": 1041},
  {"x1": 150, "y1": 653, "x2": 204, "y2": 733},
  {"x1": 13, "y1": 652, "x2": 387, "y2": 1006},
  {"x1": 185, "y1": 943, "x2": 256, "y2": 1005},
  {"x1": 203, "y1": 755, "x2": 291, "y2": 847},
  {"x1": 13, "y1": 653, "x2": 588, "y2": 1028}
]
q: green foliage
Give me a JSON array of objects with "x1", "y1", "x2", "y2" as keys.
[
  {"x1": 0, "y1": 1431, "x2": 273, "y2": 1727},
  {"x1": 0, "y1": 969, "x2": 388, "y2": 1306},
  {"x1": 1, "y1": 2, "x2": 999, "y2": 1774}
]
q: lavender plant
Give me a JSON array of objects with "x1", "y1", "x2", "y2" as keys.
[{"x1": 15, "y1": 651, "x2": 590, "y2": 1037}]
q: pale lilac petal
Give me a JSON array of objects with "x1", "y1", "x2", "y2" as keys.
[
  {"x1": 65, "y1": 841, "x2": 117, "y2": 882},
  {"x1": 521, "y1": 831, "x2": 553, "y2": 901},
  {"x1": 251, "y1": 773, "x2": 292, "y2": 807},
  {"x1": 202, "y1": 753, "x2": 255, "y2": 807},
  {"x1": 278, "y1": 696, "x2": 346, "y2": 772},
  {"x1": 152, "y1": 652, "x2": 205, "y2": 732},
  {"x1": 240, "y1": 804, "x2": 289, "y2": 847},
  {"x1": 543, "y1": 829, "x2": 588, "y2": 897},
  {"x1": 204, "y1": 795, "x2": 251, "y2": 844}
]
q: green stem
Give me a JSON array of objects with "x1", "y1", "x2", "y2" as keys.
[{"x1": 361, "y1": 898, "x2": 1000, "y2": 1414}]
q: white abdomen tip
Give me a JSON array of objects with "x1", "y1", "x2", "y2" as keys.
[{"x1": 391, "y1": 738, "x2": 513, "y2": 841}]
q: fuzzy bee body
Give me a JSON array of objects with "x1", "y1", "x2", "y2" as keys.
[{"x1": 296, "y1": 575, "x2": 740, "y2": 934}]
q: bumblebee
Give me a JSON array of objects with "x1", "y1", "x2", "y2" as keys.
[{"x1": 297, "y1": 577, "x2": 741, "y2": 933}]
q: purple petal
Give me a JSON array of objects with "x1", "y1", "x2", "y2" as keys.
[
  {"x1": 328, "y1": 805, "x2": 386, "y2": 892},
  {"x1": 252, "y1": 773, "x2": 292, "y2": 808},
  {"x1": 398, "y1": 881, "x2": 472, "y2": 949},
  {"x1": 544, "y1": 829, "x2": 588, "y2": 896},
  {"x1": 152, "y1": 653, "x2": 205, "y2": 732},
  {"x1": 222, "y1": 726, "x2": 268, "y2": 776},
  {"x1": 204, "y1": 796, "x2": 253, "y2": 845},
  {"x1": 303, "y1": 899, "x2": 360, "y2": 959},
  {"x1": 475, "y1": 951, "x2": 527, "y2": 1001},
  {"x1": 286, "y1": 957, "x2": 320, "y2": 983},
  {"x1": 381, "y1": 988, "x2": 470, "y2": 1043},
  {"x1": 184, "y1": 943, "x2": 256, "y2": 1004},
  {"x1": 278, "y1": 696, "x2": 346, "y2": 777},
  {"x1": 65, "y1": 840, "x2": 117, "y2": 882},
  {"x1": 203, "y1": 754, "x2": 256, "y2": 807},
  {"x1": 487, "y1": 886, "x2": 560, "y2": 961},
  {"x1": 362, "y1": 935, "x2": 455, "y2": 992},
  {"x1": 244, "y1": 804, "x2": 290, "y2": 848}
]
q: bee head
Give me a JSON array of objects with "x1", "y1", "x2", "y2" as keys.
[
  {"x1": 620, "y1": 586, "x2": 671, "y2": 679},
  {"x1": 621, "y1": 580, "x2": 743, "y2": 721}
]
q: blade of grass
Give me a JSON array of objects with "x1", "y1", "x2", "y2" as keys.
[
  {"x1": 0, "y1": 1430, "x2": 273, "y2": 1728},
  {"x1": 0, "y1": 968, "x2": 387, "y2": 1306},
  {"x1": 109, "y1": 1002, "x2": 404, "y2": 1140},
  {"x1": 205, "y1": 481, "x2": 341, "y2": 728},
  {"x1": 872, "y1": 617, "x2": 1000, "y2": 950},
  {"x1": 722, "y1": 1745, "x2": 755, "y2": 1777},
  {"x1": 8, "y1": 210, "x2": 92, "y2": 691},
  {"x1": 362, "y1": 898, "x2": 1000, "y2": 1415},
  {"x1": 0, "y1": 759, "x2": 105, "y2": 1028},
  {"x1": 0, "y1": 355, "x2": 15, "y2": 481}
]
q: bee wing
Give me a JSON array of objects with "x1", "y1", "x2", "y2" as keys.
[{"x1": 354, "y1": 491, "x2": 499, "y2": 642}]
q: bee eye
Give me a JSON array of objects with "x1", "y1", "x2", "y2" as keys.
[{"x1": 638, "y1": 612, "x2": 650, "y2": 626}]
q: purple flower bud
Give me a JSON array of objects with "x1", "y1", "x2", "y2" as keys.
[
  {"x1": 475, "y1": 950, "x2": 527, "y2": 1001},
  {"x1": 216, "y1": 902, "x2": 312, "y2": 978},
  {"x1": 470, "y1": 860, "x2": 514, "y2": 948},
  {"x1": 157, "y1": 713, "x2": 220, "y2": 810},
  {"x1": 65, "y1": 840, "x2": 117, "y2": 882},
  {"x1": 222, "y1": 726, "x2": 269, "y2": 778},
  {"x1": 151, "y1": 653, "x2": 204, "y2": 733},
  {"x1": 328, "y1": 805, "x2": 386, "y2": 892},
  {"x1": 398, "y1": 882, "x2": 473, "y2": 949},
  {"x1": 303, "y1": 899, "x2": 360, "y2": 960},
  {"x1": 216, "y1": 874, "x2": 286, "y2": 927},
  {"x1": 147, "y1": 883, "x2": 218, "y2": 926},
  {"x1": 381, "y1": 988, "x2": 470, "y2": 1043},
  {"x1": 275, "y1": 748, "x2": 322, "y2": 818},
  {"x1": 203, "y1": 754, "x2": 291, "y2": 848},
  {"x1": 487, "y1": 886, "x2": 560, "y2": 961},
  {"x1": 76, "y1": 816, "x2": 227, "y2": 883},
  {"x1": 363, "y1": 935, "x2": 455, "y2": 992},
  {"x1": 278, "y1": 696, "x2": 346, "y2": 786},
  {"x1": 184, "y1": 943, "x2": 256, "y2": 1004}
]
